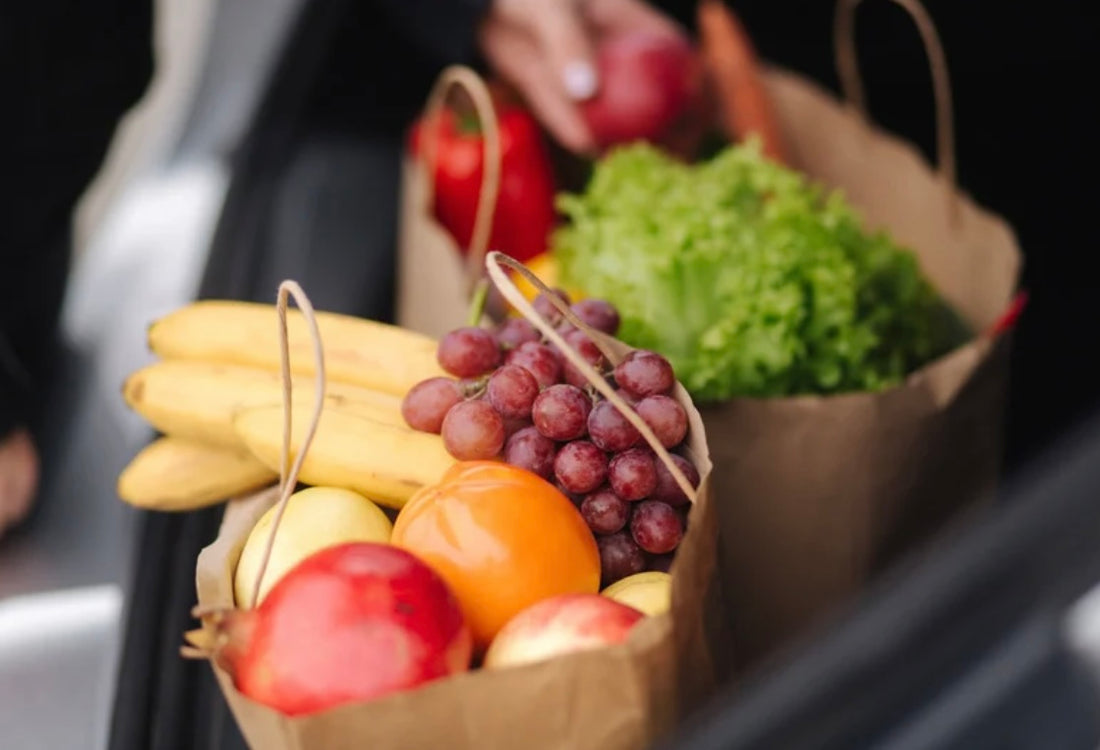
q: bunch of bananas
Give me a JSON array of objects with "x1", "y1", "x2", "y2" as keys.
[{"x1": 118, "y1": 301, "x2": 456, "y2": 512}]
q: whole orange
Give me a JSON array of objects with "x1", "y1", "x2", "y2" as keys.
[{"x1": 391, "y1": 461, "x2": 600, "y2": 649}]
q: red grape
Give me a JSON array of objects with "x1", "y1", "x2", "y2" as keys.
[
  {"x1": 648, "y1": 553, "x2": 675, "y2": 573},
  {"x1": 580, "y1": 489, "x2": 629, "y2": 535},
  {"x1": 437, "y1": 327, "x2": 501, "y2": 378},
  {"x1": 587, "y1": 399, "x2": 641, "y2": 452},
  {"x1": 495, "y1": 318, "x2": 540, "y2": 350},
  {"x1": 570, "y1": 299, "x2": 620, "y2": 335},
  {"x1": 636, "y1": 394, "x2": 688, "y2": 448},
  {"x1": 553, "y1": 440, "x2": 608, "y2": 494},
  {"x1": 561, "y1": 329, "x2": 607, "y2": 389},
  {"x1": 614, "y1": 350, "x2": 675, "y2": 398},
  {"x1": 652, "y1": 454, "x2": 700, "y2": 507},
  {"x1": 598, "y1": 531, "x2": 646, "y2": 586},
  {"x1": 502, "y1": 416, "x2": 532, "y2": 439},
  {"x1": 608, "y1": 448, "x2": 658, "y2": 501},
  {"x1": 533, "y1": 289, "x2": 572, "y2": 324},
  {"x1": 532, "y1": 384, "x2": 591, "y2": 441},
  {"x1": 401, "y1": 377, "x2": 462, "y2": 434},
  {"x1": 503, "y1": 426, "x2": 557, "y2": 479},
  {"x1": 630, "y1": 500, "x2": 683, "y2": 554},
  {"x1": 441, "y1": 400, "x2": 505, "y2": 460},
  {"x1": 506, "y1": 341, "x2": 562, "y2": 388},
  {"x1": 615, "y1": 388, "x2": 640, "y2": 407},
  {"x1": 554, "y1": 480, "x2": 585, "y2": 508},
  {"x1": 487, "y1": 365, "x2": 540, "y2": 420}
]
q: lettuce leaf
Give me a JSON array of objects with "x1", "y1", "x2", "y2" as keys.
[{"x1": 552, "y1": 141, "x2": 968, "y2": 402}]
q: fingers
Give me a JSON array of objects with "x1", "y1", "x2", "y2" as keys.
[
  {"x1": 529, "y1": 2, "x2": 599, "y2": 101},
  {"x1": 480, "y1": 0, "x2": 685, "y2": 155},
  {"x1": 0, "y1": 428, "x2": 39, "y2": 536},
  {"x1": 480, "y1": 21, "x2": 596, "y2": 154}
]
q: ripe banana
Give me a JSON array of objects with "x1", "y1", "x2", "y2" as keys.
[
  {"x1": 118, "y1": 437, "x2": 277, "y2": 511},
  {"x1": 147, "y1": 300, "x2": 446, "y2": 396},
  {"x1": 122, "y1": 360, "x2": 404, "y2": 449},
  {"x1": 234, "y1": 404, "x2": 456, "y2": 509}
]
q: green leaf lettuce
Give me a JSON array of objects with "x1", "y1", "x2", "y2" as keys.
[{"x1": 552, "y1": 141, "x2": 968, "y2": 402}]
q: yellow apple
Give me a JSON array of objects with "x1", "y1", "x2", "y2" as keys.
[
  {"x1": 234, "y1": 486, "x2": 393, "y2": 607},
  {"x1": 601, "y1": 572, "x2": 671, "y2": 616}
]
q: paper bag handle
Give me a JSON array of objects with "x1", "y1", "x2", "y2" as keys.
[
  {"x1": 485, "y1": 252, "x2": 698, "y2": 503},
  {"x1": 834, "y1": 0, "x2": 958, "y2": 212},
  {"x1": 247, "y1": 280, "x2": 328, "y2": 609},
  {"x1": 421, "y1": 66, "x2": 503, "y2": 292}
]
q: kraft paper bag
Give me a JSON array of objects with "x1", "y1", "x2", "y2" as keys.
[
  {"x1": 190, "y1": 263, "x2": 727, "y2": 750},
  {"x1": 700, "y1": 0, "x2": 1022, "y2": 665},
  {"x1": 396, "y1": 66, "x2": 499, "y2": 339}
]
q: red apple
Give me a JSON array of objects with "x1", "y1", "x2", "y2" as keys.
[
  {"x1": 581, "y1": 32, "x2": 702, "y2": 151},
  {"x1": 212, "y1": 542, "x2": 472, "y2": 716},
  {"x1": 483, "y1": 593, "x2": 644, "y2": 669}
]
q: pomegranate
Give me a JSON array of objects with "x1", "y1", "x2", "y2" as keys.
[{"x1": 209, "y1": 542, "x2": 471, "y2": 716}]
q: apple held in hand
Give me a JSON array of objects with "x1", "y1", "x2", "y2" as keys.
[
  {"x1": 483, "y1": 593, "x2": 644, "y2": 670},
  {"x1": 213, "y1": 542, "x2": 472, "y2": 716},
  {"x1": 581, "y1": 32, "x2": 702, "y2": 151}
]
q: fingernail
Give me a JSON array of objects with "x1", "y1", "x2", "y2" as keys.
[{"x1": 562, "y1": 61, "x2": 598, "y2": 100}]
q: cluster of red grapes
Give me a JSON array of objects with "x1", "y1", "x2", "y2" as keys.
[{"x1": 401, "y1": 291, "x2": 701, "y2": 586}]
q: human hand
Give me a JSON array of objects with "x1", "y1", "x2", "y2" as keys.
[
  {"x1": 478, "y1": 0, "x2": 687, "y2": 154},
  {"x1": 0, "y1": 428, "x2": 39, "y2": 539}
]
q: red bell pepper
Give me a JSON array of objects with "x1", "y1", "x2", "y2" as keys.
[{"x1": 410, "y1": 102, "x2": 558, "y2": 264}]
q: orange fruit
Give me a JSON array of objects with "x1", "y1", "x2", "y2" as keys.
[{"x1": 391, "y1": 461, "x2": 600, "y2": 649}]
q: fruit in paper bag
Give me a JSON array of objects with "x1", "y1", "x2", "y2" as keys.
[
  {"x1": 390, "y1": 461, "x2": 600, "y2": 649},
  {"x1": 212, "y1": 543, "x2": 471, "y2": 716},
  {"x1": 483, "y1": 593, "x2": 644, "y2": 669},
  {"x1": 233, "y1": 405, "x2": 456, "y2": 509},
  {"x1": 122, "y1": 360, "x2": 403, "y2": 449},
  {"x1": 234, "y1": 487, "x2": 394, "y2": 607},
  {"x1": 147, "y1": 300, "x2": 445, "y2": 396},
  {"x1": 117, "y1": 437, "x2": 275, "y2": 511},
  {"x1": 601, "y1": 571, "x2": 672, "y2": 616},
  {"x1": 402, "y1": 300, "x2": 703, "y2": 587}
]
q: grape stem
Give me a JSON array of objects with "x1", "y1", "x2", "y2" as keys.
[{"x1": 467, "y1": 278, "x2": 490, "y2": 327}]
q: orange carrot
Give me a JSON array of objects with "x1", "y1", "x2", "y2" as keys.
[{"x1": 697, "y1": 0, "x2": 788, "y2": 164}]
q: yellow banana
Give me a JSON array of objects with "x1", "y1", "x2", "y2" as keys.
[
  {"x1": 234, "y1": 404, "x2": 456, "y2": 509},
  {"x1": 122, "y1": 360, "x2": 404, "y2": 449},
  {"x1": 147, "y1": 300, "x2": 446, "y2": 395},
  {"x1": 117, "y1": 437, "x2": 277, "y2": 511}
]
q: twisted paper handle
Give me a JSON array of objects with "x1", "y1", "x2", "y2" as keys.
[
  {"x1": 421, "y1": 65, "x2": 503, "y2": 292},
  {"x1": 248, "y1": 280, "x2": 328, "y2": 609},
  {"x1": 834, "y1": 0, "x2": 959, "y2": 218}
]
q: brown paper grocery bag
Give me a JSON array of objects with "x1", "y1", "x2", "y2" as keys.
[
  {"x1": 189, "y1": 264, "x2": 726, "y2": 750},
  {"x1": 698, "y1": 0, "x2": 1023, "y2": 666},
  {"x1": 395, "y1": 66, "x2": 500, "y2": 339}
]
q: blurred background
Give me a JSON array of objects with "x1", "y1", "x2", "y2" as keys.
[{"x1": 1, "y1": 0, "x2": 1096, "y2": 748}]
